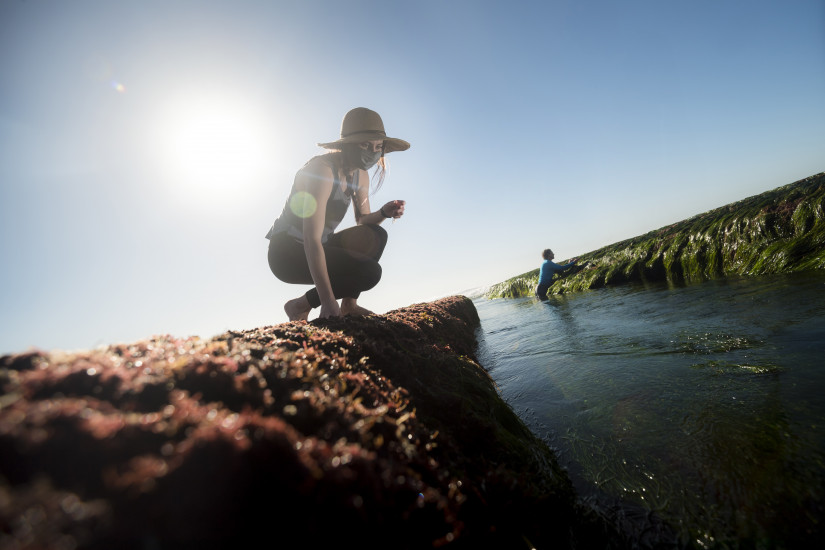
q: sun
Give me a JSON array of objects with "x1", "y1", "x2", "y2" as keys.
[{"x1": 159, "y1": 94, "x2": 270, "y2": 203}]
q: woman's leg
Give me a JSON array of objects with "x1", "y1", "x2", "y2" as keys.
[
  {"x1": 268, "y1": 234, "x2": 315, "y2": 320},
  {"x1": 268, "y1": 225, "x2": 388, "y2": 317},
  {"x1": 321, "y1": 225, "x2": 388, "y2": 313},
  {"x1": 326, "y1": 224, "x2": 387, "y2": 261}
]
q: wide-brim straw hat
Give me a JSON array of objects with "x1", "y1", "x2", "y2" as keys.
[{"x1": 318, "y1": 107, "x2": 410, "y2": 154}]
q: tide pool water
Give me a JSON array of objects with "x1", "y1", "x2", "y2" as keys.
[{"x1": 472, "y1": 272, "x2": 825, "y2": 548}]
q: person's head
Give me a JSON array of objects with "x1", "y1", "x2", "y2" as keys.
[
  {"x1": 542, "y1": 249, "x2": 554, "y2": 260},
  {"x1": 318, "y1": 107, "x2": 410, "y2": 191}
]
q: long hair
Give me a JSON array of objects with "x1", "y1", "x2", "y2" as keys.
[{"x1": 373, "y1": 155, "x2": 388, "y2": 193}]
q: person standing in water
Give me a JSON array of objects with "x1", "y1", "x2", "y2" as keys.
[
  {"x1": 535, "y1": 249, "x2": 578, "y2": 300},
  {"x1": 265, "y1": 107, "x2": 409, "y2": 320}
]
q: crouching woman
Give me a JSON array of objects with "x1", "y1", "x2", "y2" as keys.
[{"x1": 265, "y1": 107, "x2": 409, "y2": 320}]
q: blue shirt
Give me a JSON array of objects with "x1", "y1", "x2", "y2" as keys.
[{"x1": 539, "y1": 260, "x2": 575, "y2": 285}]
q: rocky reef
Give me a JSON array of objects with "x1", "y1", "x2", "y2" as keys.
[
  {"x1": 488, "y1": 172, "x2": 825, "y2": 299},
  {"x1": 0, "y1": 296, "x2": 622, "y2": 550}
]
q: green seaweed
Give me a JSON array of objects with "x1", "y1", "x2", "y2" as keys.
[{"x1": 487, "y1": 172, "x2": 825, "y2": 299}]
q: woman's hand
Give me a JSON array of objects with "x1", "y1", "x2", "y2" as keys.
[
  {"x1": 319, "y1": 299, "x2": 341, "y2": 319},
  {"x1": 381, "y1": 200, "x2": 405, "y2": 219}
]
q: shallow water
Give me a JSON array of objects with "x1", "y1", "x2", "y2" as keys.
[{"x1": 472, "y1": 272, "x2": 825, "y2": 548}]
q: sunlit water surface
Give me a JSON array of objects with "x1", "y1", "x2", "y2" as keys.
[{"x1": 472, "y1": 272, "x2": 825, "y2": 548}]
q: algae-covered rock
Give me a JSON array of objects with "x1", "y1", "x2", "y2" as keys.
[
  {"x1": 0, "y1": 297, "x2": 619, "y2": 550},
  {"x1": 488, "y1": 172, "x2": 825, "y2": 298}
]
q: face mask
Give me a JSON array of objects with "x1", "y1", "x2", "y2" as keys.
[{"x1": 347, "y1": 146, "x2": 382, "y2": 170}]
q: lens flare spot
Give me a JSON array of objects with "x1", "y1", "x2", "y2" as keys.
[
  {"x1": 290, "y1": 192, "x2": 317, "y2": 218},
  {"x1": 110, "y1": 80, "x2": 126, "y2": 93}
]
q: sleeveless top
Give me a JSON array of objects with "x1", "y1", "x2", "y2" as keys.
[{"x1": 265, "y1": 155, "x2": 358, "y2": 244}]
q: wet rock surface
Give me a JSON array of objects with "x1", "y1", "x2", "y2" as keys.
[{"x1": 0, "y1": 296, "x2": 620, "y2": 549}]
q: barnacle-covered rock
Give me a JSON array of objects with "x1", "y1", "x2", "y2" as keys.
[{"x1": 0, "y1": 296, "x2": 616, "y2": 550}]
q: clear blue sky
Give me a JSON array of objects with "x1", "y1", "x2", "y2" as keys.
[{"x1": 2, "y1": 0, "x2": 824, "y2": 354}]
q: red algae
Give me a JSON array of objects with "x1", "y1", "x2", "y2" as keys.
[{"x1": 0, "y1": 296, "x2": 618, "y2": 550}]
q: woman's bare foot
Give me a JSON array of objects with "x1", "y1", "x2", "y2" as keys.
[
  {"x1": 284, "y1": 296, "x2": 311, "y2": 321},
  {"x1": 340, "y1": 298, "x2": 374, "y2": 317}
]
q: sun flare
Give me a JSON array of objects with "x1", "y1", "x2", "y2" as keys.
[{"x1": 159, "y1": 95, "x2": 270, "y2": 202}]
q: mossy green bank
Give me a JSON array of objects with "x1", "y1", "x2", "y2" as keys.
[{"x1": 487, "y1": 172, "x2": 825, "y2": 299}]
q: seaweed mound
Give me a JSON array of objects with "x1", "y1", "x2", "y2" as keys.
[
  {"x1": 0, "y1": 296, "x2": 614, "y2": 550},
  {"x1": 488, "y1": 172, "x2": 825, "y2": 298}
]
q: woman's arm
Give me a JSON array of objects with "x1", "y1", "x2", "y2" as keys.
[
  {"x1": 352, "y1": 169, "x2": 405, "y2": 225},
  {"x1": 298, "y1": 164, "x2": 340, "y2": 318}
]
